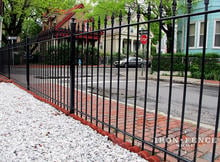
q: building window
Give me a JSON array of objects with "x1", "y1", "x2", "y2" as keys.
[
  {"x1": 189, "y1": 23, "x2": 195, "y2": 47},
  {"x1": 214, "y1": 21, "x2": 220, "y2": 47},
  {"x1": 199, "y1": 22, "x2": 204, "y2": 47},
  {"x1": 123, "y1": 39, "x2": 131, "y2": 53}
]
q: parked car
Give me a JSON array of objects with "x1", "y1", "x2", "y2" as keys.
[{"x1": 113, "y1": 57, "x2": 151, "y2": 68}]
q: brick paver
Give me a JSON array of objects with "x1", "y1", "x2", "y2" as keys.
[
  {"x1": 205, "y1": 80, "x2": 220, "y2": 85},
  {"x1": 0, "y1": 75, "x2": 10, "y2": 81},
  {"x1": 29, "y1": 82, "x2": 220, "y2": 162}
]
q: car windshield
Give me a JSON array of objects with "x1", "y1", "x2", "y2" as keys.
[
  {"x1": 129, "y1": 58, "x2": 136, "y2": 61},
  {"x1": 121, "y1": 57, "x2": 142, "y2": 61}
]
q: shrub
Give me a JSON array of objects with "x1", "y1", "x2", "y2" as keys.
[
  {"x1": 152, "y1": 52, "x2": 220, "y2": 80},
  {"x1": 152, "y1": 55, "x2": 185, "y2": 71}
]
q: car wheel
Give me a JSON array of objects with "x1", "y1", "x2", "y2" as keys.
[
  {"x1": 124, "y1": 63, "x2": 128, "y2": 68},
  {"x1": 140, "y1": 63, "x2": 144, "y2": 68}
]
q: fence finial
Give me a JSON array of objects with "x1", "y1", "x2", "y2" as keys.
[
  {"x1": 104, "y1": 15, "x2": 107, "y2": 27},
  {"x1": 119, "y1": 10, "x2": 122, "y2": 22},
  {"x1": 92, "y1": 17, "x2": 95, "y2": 30},
  {"x1": 159, "y1": 0, "x2": 163, "y2": 18},
  {"x1": 172, "y1": 0, "x2": 177, "y2": 16},
  {"x1": 147, "y1": 2, "x2": 151, "y2": 19},
  {"x1": 187, "y1": 0, "x2": 192, "y2": 13},
  {"x1": 77, "y1": 23, "x2": 80, "y2": 32},
  {"x1": 205, "y1": 0, "x2": 209, "y2": 5},
  {"x1": 98, "y1": 16, "x2": 101, "y2": 28},
  {"x1": 127, "y1": 8, "x2": 131, "y2": 22},
  {"x1": 111, "y1": 13, "x2": 114, "y2": 25},
  {"x1": 82, "y1": 21, "x2": 84, "y2": 32},
  {"x1": 204, "y1": 0, "x2": 209, "y2": 10},
  {"x1": 86, "y1": 20, "x2": 89, "y2": 32},
  {"x1": 147, "y1": 2, "x2": 151, "y2": 20},
  {"x1": 71, "y1": 18, "x2": 75, "y2": 24},
  {"x1": 137, "y1": 5, "x2": 140, "y2": 20}
]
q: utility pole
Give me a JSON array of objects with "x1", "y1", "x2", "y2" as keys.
[{"x1": 0, "y1": 0, "x2": 3, "y2": 47}]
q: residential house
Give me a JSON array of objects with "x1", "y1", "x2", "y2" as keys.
[
  {"x1": 177, "y1": 0, "x2": 220, "y2": 54},
  {"x1": 42, "y1": 4, "x2": 154, "y2": 61},
  {"x1": 42, "y1": 4, "x2": 84, "y2": 31},
  {"x1": 41, "y1": 4, "x2": 101, "y2": 43},
  {"x1": 100, "y1": 13, "x2": 151, "y2": 58}
]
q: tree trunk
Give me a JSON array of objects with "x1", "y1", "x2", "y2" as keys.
[{"x1": 2, "y1": 34, "x2": 8, "y2": 45}]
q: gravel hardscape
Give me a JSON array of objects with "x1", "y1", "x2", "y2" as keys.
[{"x1": 0, "y1": 83, "x2": 146, "y2": 162}]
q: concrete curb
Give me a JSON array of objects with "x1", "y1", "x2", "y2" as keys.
[
  {"x1": 120, "y1": 72, "x2": 219, "y2": 87},
  {"x1": 142, "y1": 75, "x2": 219, "y2": 87}
]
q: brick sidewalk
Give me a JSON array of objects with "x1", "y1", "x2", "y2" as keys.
[
  {"x1": 205, "y1": 80, "x2": 220, "y2": 85},
  {"x1": 30, "y1": 82, "x2": 220, "y2": 162}
]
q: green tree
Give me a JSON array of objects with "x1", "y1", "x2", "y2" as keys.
[
  {"x1": 21, "y1": 19, "x2": 42, "y2": 39},
  {"x1": 2, "y1": 0, "x2": 76, "y2": 45},
  {"x1": 76, "y1": 0, "x2": 187, "y2": 53},
  {"x1": 74, "y1": 0, "x2": 132, "y2": 23}
]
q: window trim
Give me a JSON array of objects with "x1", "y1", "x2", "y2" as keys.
[
  {"x1": 213, "y1": 19, "x2": 220, "y2": 49},
  {"x1": 197, "y1": 21, "x2": 208, "y2": 48},
  {"x1": 189, "y1": 22, "x2": 196, "y2": 49}
]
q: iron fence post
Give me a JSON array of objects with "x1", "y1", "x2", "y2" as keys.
[
  {"x1": 70, "y1": 18, "x2": 76, "y2": 114},
  {"x1": 26, "y1": 37, "x2": 30, "y2": 90},
  {"x1": 7, "y1": 44, "x2": 10, "y2": 79}
]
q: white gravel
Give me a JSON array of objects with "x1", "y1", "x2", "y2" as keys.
[{"x1": 0, "y1": 83, "x2": 146, "y2": 162}]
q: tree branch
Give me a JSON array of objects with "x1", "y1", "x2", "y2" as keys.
[
  {"x1": 161, "y1": 24, "x2": 168, "y2": 34},
  {"x1": 15, "y1": 0, "x2": 31, "y2": 33}
]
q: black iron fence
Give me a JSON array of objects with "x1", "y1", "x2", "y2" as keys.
[{"x1": 0, "y1": 1, "x2": 220, "y2": 161}]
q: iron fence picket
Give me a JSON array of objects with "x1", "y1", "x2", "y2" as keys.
[
  {"x1": 193, "y1": 1, "x2": 209, "y2": 161},
  {"x1": 116, "y1": 12, "x2": 122, "y2": 137},
  {"x1": 76, "y1": 24, "x2": 80, "y2": 116},
  {"x1": 164, "y1": 0, "x2": 176, "y2": 160},
  {"x1": 80, "y1": 22, "x2": 84, "y2": 118},
  {"x1": 132, "y1": 5, "x2": 140, "y2": 146},
  {"x1": 91, "y1": 19, "x2": 95, "y2": 123},
  {"x1": 212, "y1": 84, "x2": 220, "y2": 161},
  {"x1": 108, "y1": 14, "x2": 115, "y2": 133},
  {"x1": 124, "y1": 9, "x2": 131, "y2": 142},
  {"x1": 70, "y1": 18, "x2": 76, "y2": 114},
  {"x1": 96, "y1": 17, "x2": 101, "y2": 126},
  {"x1": 102, "y1": 16, "x2": 107, "y2": 130},
  {"x1": 178, "y1": 0, "x2": 192, "y2": 158},
  {"x1": 85, "y1": 22, "x2": 89, "y2": 120},
  {"x1": 142, "y1": 2, "x2": 151, "y2": 151},
  {"x1": 152, "y1": 1, "x2": 163, "y2": 155}
]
